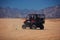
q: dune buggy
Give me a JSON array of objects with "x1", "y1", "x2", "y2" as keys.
[{"x1": 22, "y1": 14, "x2": 45, "y2": 30}]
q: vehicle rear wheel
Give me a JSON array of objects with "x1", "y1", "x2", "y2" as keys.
[
  {"x1": 40, "y1": 24, "x2": 44, "y2": 30},
  {"x1": 31, "y1": 25, "x2": 37, "y2": 29}
]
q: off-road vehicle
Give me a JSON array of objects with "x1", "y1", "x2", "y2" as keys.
[{"x1": 22, "y1": 14, "x2": 45, "y2": 30}]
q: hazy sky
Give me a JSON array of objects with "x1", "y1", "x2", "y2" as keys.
[{"x1": 0, "y1": 0, "x2": 60, "y2": 10}]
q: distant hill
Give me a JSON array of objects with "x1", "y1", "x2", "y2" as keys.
[
  {"x1": 0, "y1": 5, "x2": 60, "y2": 18},
  {"x1": 44, "y1": 5, "x2": 60, "y2": 18}
]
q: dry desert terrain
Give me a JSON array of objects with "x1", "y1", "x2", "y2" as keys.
[{"x1": 0, "y1": 18, "x2": 60, "y2": 40}]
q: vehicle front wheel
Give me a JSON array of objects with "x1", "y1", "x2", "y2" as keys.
[{"x1": 22, "y1": 25, "x2": 26, "y2": 29}]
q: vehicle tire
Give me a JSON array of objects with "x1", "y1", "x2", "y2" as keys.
[
  {"x1": 30, "y1": 27, "x2": 32, "y2": 29},
  {"x1": 22, "y1": 25, "x2": 26, "y2": 29},
  {"x1": 40, "y1": 24, "x2": 44, "y2": 30},
  {"x1": 31, "y1": 25, "x2": 37, "y2": 29}
]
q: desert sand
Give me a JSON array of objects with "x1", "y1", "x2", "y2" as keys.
[{"x1": 0, "y1": 18, "x2": 60, "y2": 40}]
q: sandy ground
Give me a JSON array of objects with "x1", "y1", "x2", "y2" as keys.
[{"x1": 0, "y1": 18, "x2": 60, "y2": 40}]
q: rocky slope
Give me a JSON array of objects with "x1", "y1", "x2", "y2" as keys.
[{"x1": 0, "y1": 5, "x2": 60, "y2": 18}]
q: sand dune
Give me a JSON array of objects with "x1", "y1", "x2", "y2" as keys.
[{"x1": 0, "y1": 18, "x2": 60, "y2": 40}]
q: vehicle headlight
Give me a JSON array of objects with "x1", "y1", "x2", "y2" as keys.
[{"x1": 27, "y1": 21, "x2": 30, "y2": 23}]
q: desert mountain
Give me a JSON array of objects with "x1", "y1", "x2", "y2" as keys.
[{"x1": 0, "y1": 5, "x2": 60, "y2": 18}]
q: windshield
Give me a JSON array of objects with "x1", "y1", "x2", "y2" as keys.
[{"x1": 27, "y1": 14, "x2": 45, "y2": 18}]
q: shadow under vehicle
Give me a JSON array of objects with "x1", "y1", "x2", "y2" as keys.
[{"x1": 22, "y1": 14, "x2": 45, "y2": 30}]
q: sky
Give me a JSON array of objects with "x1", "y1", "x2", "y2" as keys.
[{"x1": 0, "y1": 0, "x2": 60, "y2": 10}]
